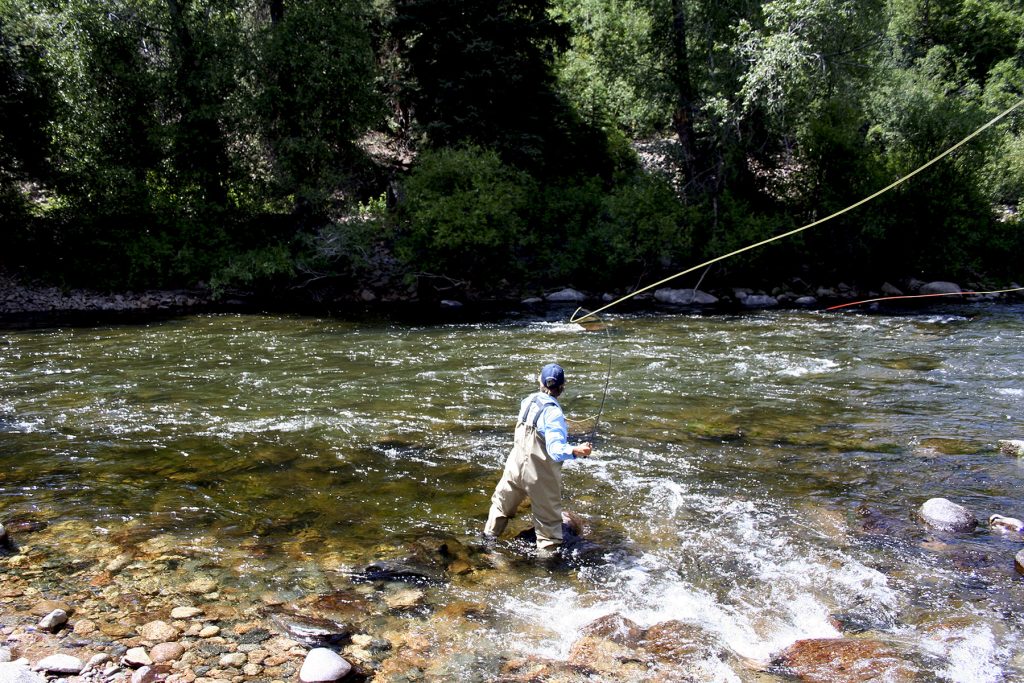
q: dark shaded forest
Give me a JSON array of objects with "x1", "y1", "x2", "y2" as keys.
[{"x1": 1, "y1": 0, "x2": 1022, "y2": 302}]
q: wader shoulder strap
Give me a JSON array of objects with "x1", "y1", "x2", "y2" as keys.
[{"x1": 518, "y1": 393, "x2": 551, "y2": 429}]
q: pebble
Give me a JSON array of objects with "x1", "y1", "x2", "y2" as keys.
[
  {"x1": 170, "y1": 606, "x2": 204, "y2": 620},
  {"x1": 73, "y1": 619, "x2": 98, "y2": 636},
  {"x1": 198, "y1": 626, "x2": 221, "y2": 638},
  {"x1": 38, "y1": 609, "x2": 68, "y2": 632},
  {"x1": 385, "y1": 588, "x2": 425, "y2": 610},
  {"x1": 34, "y1": 654, "x2": 84, "y2": 674},
  {"x1": 84, "y1": 653, "x2": 111, "y2": 671},
  {"x1": 299, "y1": 648, "x2": 352, "y2": 682},
  {"x1": 184, "y1": 577, "x2": 218, "y2": 595}
]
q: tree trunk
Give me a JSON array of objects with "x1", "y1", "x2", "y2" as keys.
[{"x1": 670, "y1": 0, "x2": 698, "y2": 194}]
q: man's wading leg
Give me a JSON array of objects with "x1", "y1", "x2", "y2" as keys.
[{"x1": 484, "y1": 460, "x2": 526, "y2": 538}]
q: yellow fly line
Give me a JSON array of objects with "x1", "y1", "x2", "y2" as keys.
[{"x1": 571, "y1": 97, "x2": 1024, "y2": 324}]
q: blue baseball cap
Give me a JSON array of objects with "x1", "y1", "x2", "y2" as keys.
[{"x1": 540, "y1": 363, "x2": 565, "y2": 389}]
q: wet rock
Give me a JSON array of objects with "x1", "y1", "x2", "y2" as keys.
[
  {"x1": 30, "y1": 600, "x2": 72, "y2": 617},
  {"x1": 998, "y1": 440, "x2": 1024, "y2": 456},
  {"x1": 299, "y1": 648, "x2": 352, "y2": 682},
  {"x1": 236, "y1": 627, "x2": 272, "y2": 645},
  {"x1": 83, "y1": 653, "x2": 111, "y2": 671},
  {"x1": 124, "y1": 647, "x2": 153, "y2": 667},
  {"x1": 989, "y1": 514, "x2": 1024, "y2": 534},
  {"x1": 1015, "y1": 550, "x2": 1024, "y2": 575},
  {"x1": 73, "y1": 619, "x2": 98, "y2": 636},
  {"x1": 183, "y1": 576, "x2": 218, "y2": 594},
  {"x1": 774, "y1": 637, "x2": 917, "y2": 682},
  {"x1": 920, "y1": 281, "x2": 962, "y2": 295},
  {"x1": 742, "y1": 294, "x2": 779, "y2": 308},
  {"x1": 350, "y1": 559, "x2": 446, "y2": 585},
  {"x1": 567, "y1": 635, "x2": 652, "y2": 680},
  {"x1": 545, "y1": 288, "x2": 586, "y2": 303},
  {"x1": 198, "y1": 625, "x2": 220, "y2": 638},
  {"x1": 219, "y1": 652, "x2": 246, "y2": 668},
  {"x1": 34, "y1": 654, "x2": 84, "y2": 674},
  {"x1": 149, "y1": 642, "x2": 185, "y2": 664},
  {"x1": 139, "y1": 620, "x2": 179, "y2": 642},
  {"x1": 0, "y1": 661, "x2": 47, "y2": 683},
  {"x1": 881, "y1": 282, "x2": 904, "y2": 296},
  {"x1": 0, "y1": 647, "x2": 10, "y2": 663},
  {"x1": 169, "y1": 606, "x2": 203, "y2": 620},
  {"x1": 654, "y1": 288, "x2": 718, "y2": 306},
  {"x1": 578, "y1": 613, "x2": 644, "y2": 647},
  {"x1": 384, "y1": 588, "x2": 424, "y2": 611},
  {"x1": 4, "y1": 519, "x2": 48, "y2": 534},
  {"x1": 795, "y1": 296, "x2": 818, "y2": 306},
  {"x1": 916, "y1": 498, "x2": 977, "y2": 532},
  {"x1": 269, "y1": 613, "x2": 352, "y2": 648},
  {"x1": 0, "y1": 523, "x2": 6, "y2": 545},
  {"x1": 38, "y1": 609, "x2": 68, "y2": 632},
  {"x1": 639, "y1": 620, "x2": 715, "y2": 663}
]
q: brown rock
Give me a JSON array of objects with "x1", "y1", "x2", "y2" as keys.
[
  {"x1": 30, "y1": 600, "x2": 73, "y2": 617},
  {"x1": 1015, "y1": 549, "x2": 1024, "y2": 575},
  {"x1": 640, "y1": 620, "x2": 714, "y2": 663},
  {"x1": 579, "y1": 613, "x2": 644, "y2": 647},
  {"x1": 150, "y1": 642, "x2": 186, "y2": 664},
  {"x1": 139, "y1": 620, "x2": 180, "y2": 642},
  {"x1": 775, "y1": 638, "x2": 918, "y2": 682}
]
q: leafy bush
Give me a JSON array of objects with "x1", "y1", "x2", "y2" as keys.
[{"x1": 394, "y1": 147, "x2": 536, "y2": 289}]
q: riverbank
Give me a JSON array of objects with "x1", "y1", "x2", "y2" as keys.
[{"x1": 2, "y1": 269, "x2": 1021, "y2": 324}]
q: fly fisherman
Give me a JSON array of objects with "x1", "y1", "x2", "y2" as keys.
[{"x1": 484, "y1": 363, "x2": 593, "y2": 557}]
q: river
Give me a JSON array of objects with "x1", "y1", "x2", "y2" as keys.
[{"x1": 1, "y1": 305, "x2": 1023, "y2": 681}]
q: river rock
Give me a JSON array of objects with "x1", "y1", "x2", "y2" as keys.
[
  {"x1": 269, "y1": 614, "x2": 352, "y2": 648},
  {"x1": 0, "y1": 522, "x2": 6, "y2": 545},
  {"x1": 38, "y1": 609, "x2": 68, "y2": 632},
  {"x1": 139, "y1": 620, "x2": 179, "y2": 642},
  {"x1": 579, "y1": 613, "x2": 644, "y2": 647},
  {"x1": 30, "y1": 600, "x2": 72, "y2": 617},
  {"x1": 654, "y1": 288, "x2": 718, "y2": 306},
  {"x1": 33, "y1": 654, "x2": 83, "y2": 674},
  {"x1": 219, "y1": 652, "x2": 247, "y2": 668},
  {"x1": 169, "y1": 606, "x2": 203, "y2": 620},
  {"x1": 917, "y1": 498, "x2": 977, "y2": 532},
  {"x1": 1015, "y1": 550, "x2": 1024, "y2": 575},
  {"x1": 742, "y1": 294, "x2": 778, "y2": 308},
  {"x1": 881, "y1": 282, "x2": 904, "y2": 296},
  {"x1": 183, "y1": 576, "x2": 218, "y2": 594},
  {"x1": 83, "y1": 654, "x2": 111, "y2": 672},
  {"x1": 794, "y1": 296, "x2": 817, "y2": 306},
  {"x1": 0, "y1": 647, "x2": 10, "y2": 663},
  {"x1": 149, "y1": 642, "x2": 185, "y2": 664},
  {"x1": 920, "y1": 281, "x2": 962, "y2": 295},
  {"x1": 0, "y1": 661, "x2": 47, "y2": 683},
  {"x1": 774, "y1": 637, "x2": 917, "y2": 682},
  {"x1": 299, "y1": 648, "x2": 352, "y2": 682},
  {"x1": 123, "y1": 647, "x2": 153, "y2": 668},
  {"x1": 545, "y1": 288, "x2": 586, "y2": 303},
  {"x1": 384, "y1": 588, "x2": 424, "y2": 610},
  {"x1": 998, "y1": 440, "x2": 1024, "y2": 456}
]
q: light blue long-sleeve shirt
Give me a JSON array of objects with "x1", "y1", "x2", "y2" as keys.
[{"x1": 518, "y1": 392, "x2": 576, "y2": 462}]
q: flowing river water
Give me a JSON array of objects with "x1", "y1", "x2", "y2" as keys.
[{"x1": 1, "y1": 305, "x2": 1023, "y2": 681}]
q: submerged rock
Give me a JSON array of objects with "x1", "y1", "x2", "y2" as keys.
[
  {"x1": 774, "y1": 638, "x2": 917, "y2": 682},
  {"x1": 269, "y1": 613, "x2": 352, "y2": 648},
  {"x1": 349, "y1": 559, "x2": 446, "y2": 585},
  {"x1": 989, "y1": 514, "x2": 1024, "y2": 534},
  {"x1": 299, "y1": 648, "x2": 352, "y2": 682},
  {"x1": 916, "y1": 498, "x2": 977, "y2": 532}
]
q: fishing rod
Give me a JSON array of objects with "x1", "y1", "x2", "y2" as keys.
[{"x1": 826, "y1": 286, "x2": 1024, "y2": 311}]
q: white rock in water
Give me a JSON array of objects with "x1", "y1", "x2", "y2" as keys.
[
  {"x1": 920, "y1": 281, "x2": 962, "y2": 295},
  {"x1": 38, "y1": 609, "x2": 68, "y2": 632},
  {"x1": 654, "y1": 288, "x2": 718, "y2": 306},
  {"x1": 0, "y1": 522, "x2": 7, "y2": 543},
  {"x1": 917, "y1": 498, "x2": 977, "y2": 532},
  {"x1": 998, "y1": 440, "x2": 1024, "y2": 456},
  {"x1": 299, "y1": 648, "x2": 352, "y2": 682},
  {"x1": 123, "y1": 647, "x2": 153, "y2": 668},
  {"x1": 545, "y1": 288, "x2": 586, "y2": 303},
  {"x1": 34, "y1": 654, "x2": 83, "y2": 674},
  {"x1": 989, "y1": 514, "x2": 1024, "y2": 533},
  {"x1": 0, "y1": 661, "x2": 47, "y2": 683},
  {"x1": 794, "y1": 296, "x2": 817, "y2": 306}
]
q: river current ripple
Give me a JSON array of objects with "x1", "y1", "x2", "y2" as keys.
[{"x1": 1, "y1": 306, "x2": 1023, "y2": 681}]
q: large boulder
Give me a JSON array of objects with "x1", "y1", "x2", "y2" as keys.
[
  {"x1": 916, "y1": 498, "x2": 977, "y2": 532},
  {"x1": 774, "y1": 638, "x2": 917, "y2": 682},
  {"x1": 654, "y1": 288, "x2": 718, "y2": 306}
]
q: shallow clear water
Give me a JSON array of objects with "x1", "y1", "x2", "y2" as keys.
[{"x1": 2, "y1": 305, "x2": 1023, "y2": 680}]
